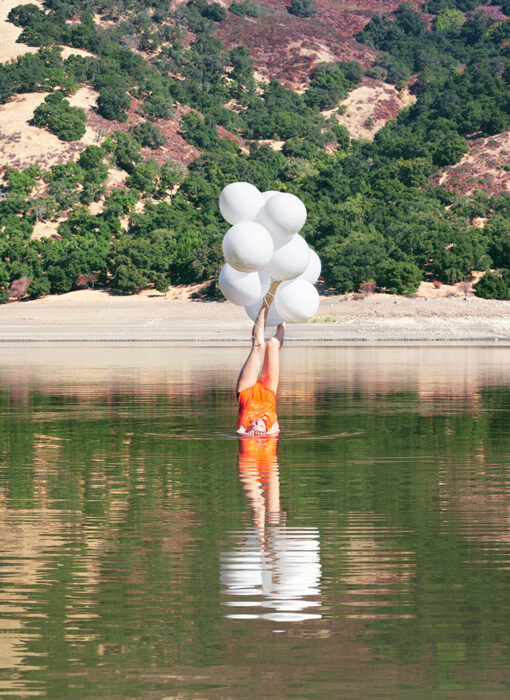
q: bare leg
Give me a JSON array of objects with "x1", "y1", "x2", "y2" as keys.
[
  {"x1": 236, "y1": 282, "x2": 282, "y2": 395},
  {"x1": 259, "y1": 322, "x2": 285, "y2": 394},
  {"x1": 236, "y1": 294, "x2": 269, "y2": 394}
]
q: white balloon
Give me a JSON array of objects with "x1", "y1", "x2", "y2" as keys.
[
  {"x1": 264, "y1": 233, "x2": 310, "y2": 281},
  {"x1": 219, "y1": 264, "x2": 266, "y2": 307},
  {"x1": 245, "y1": 299, "x2": 285, "y2": 327},
  {"x1": 257, "y1": 192, "x2": 307, "y2": 237},
  {"x1": 219, "y1": 182, "x2": 264, "y2": 225},
  {"x1": 258, "y1": 269, "x2": 271, "y2": 296},
  {"x1": 300, "y1": 249, "x2": 321, "y2": 284},
  {"x1": 261, "y1": 190, "x2": 279, "y2": 204},
  {"x1": 222, "y1": 222, "x2": 274, "y2": 272},
  {"x1": 275, "y1": 279, "x2": 320, "y2": 323}
]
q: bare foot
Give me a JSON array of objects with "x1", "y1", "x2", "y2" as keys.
[{"x1": 274, "y1": 322, "x2": 285, "y2": 348}]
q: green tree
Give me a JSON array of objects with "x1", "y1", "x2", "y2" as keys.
[
  {"x1": 97, "y1": 88, "x2": 131, "y2": 122},
  {"x1": 322, "y1": 230, "x2": 388, "y2": 292},
  {"x1": 378, "y1": 260, "x2": 422, "y2": 295},
  {"x1": 488, "y1": 218, "x2": 510, "y2": 268},
  {"x1": 104, "y1": 189, "x2": 139, "y2": 218},
  {"x1": 28, "y1": 276, "x2": 51, "y2": 298},
  {"x1": 125, "y1": 158, "x2": 161, "y2": 194},
  {"x1": 159, "y1": 159, "x2": 186, "y2": 194},
  {"x1": 78, "y1": 145, "x2": 105, "y2": 171},
  {"x1": 131, "y1": 122, "x2": 167, "y2": 148},
  {"x1": 108, "y1": 229, "x2": 177, "y2": 293},
  {"x1": 305, "y1": 62, "x2": 362, "y2": 110},
  {"x1": 103, "y1": 131, "x2": 142, "y2": 173},
  {"x1": 434, "y1": 8, "x2": 465, "y2": 31},
  {"x1": 31, "y1": 92, "x2": 86, "y2": 141},
  {"x1": 142, "y1": 93, "x2": 174, "y2": 120},
  {"x1": 474, "y1": 271, "x2": 510, "y2": 300}
]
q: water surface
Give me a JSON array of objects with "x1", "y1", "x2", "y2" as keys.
[{"x1": 1, "y1": 347, "x2": 510, "y2": 697}]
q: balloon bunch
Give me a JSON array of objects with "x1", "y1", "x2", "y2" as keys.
[{"x1": 218, "y1": 182, "x2": 321, "y2": 326}]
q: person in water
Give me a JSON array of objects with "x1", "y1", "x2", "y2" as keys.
[{"x1": 237, "y1": 282, "x2": 285, "y2": 437}]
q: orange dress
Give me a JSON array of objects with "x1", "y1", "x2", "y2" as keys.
[{"x1": 238, "y1": 381, "x2": 278, "y2": 432}]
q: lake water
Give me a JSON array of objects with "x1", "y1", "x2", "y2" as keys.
[{"x1": 1, "y1": 346, "x2": 510, "y2": 698}]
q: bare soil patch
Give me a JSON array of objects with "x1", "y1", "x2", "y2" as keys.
[
  {"x1": 329, "y1": 79, "x2": 416, "y2": 141},
  {"x1": 0, "y1": 0, "x2": 41, "y2": 63},
  {"x1": 431, "y1": 131, "x2": 510, "y2": 196},
  {"x1": 0, "y1": 88, "x2": 100, "y2": 173},
  {"x1": 1, "y1": 0, "x2": 95, "y2": 64},
  {"x1": 0, "y1": 92, "x2": 82, "y2": 171}
]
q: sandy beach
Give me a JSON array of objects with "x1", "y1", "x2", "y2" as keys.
[{"x1": 0, "y1": 285, "x2": 509, "y2": 344}]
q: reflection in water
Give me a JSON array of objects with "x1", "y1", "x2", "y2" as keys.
[
  {"x1": 221, "y1": 438, "x2": 322, "y2": 622},
  {"x1": 338, "y1": 513, "x2": 415, "y2": 620}
]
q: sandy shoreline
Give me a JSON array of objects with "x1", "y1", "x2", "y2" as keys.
[{"x1": 0, "y1": 288, "x2": 509, "y2": 344}]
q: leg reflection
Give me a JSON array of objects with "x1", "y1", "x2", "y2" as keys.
[{"x1": 220, "y1": 438, "x2": 322, "y2": 622}]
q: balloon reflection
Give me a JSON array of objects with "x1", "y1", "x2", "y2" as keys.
[{"x1": 220, "y1": 437, "x2": 322, "y2": 622}]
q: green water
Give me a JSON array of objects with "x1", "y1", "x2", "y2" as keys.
[{"x1": 1, "y1": 346, "x2": 510, "y2": 698}]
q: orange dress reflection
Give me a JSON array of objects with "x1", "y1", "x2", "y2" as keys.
[{"x1": 238, "y1": 436, "x2": 281, "y2": 529}]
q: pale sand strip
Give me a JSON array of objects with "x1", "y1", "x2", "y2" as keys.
[{"x1": 0, "y1": 289, "x2": 508, "y2": 344}]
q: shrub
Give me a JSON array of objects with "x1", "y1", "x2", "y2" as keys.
[
  {"x1": 305, "y1": 61, "x2": 363, "y2": 110},
  {"x1": 103, "y1": 131, "x2": 142, "y2": 173},
  {"x1": 7, "y1": 276, "x2": 31, "y2": 301},
  {"x1": 229, "y1": 1, "x2": 261, "y2": 17},
  {"x1": 474, "y1": 271, "x2": 510, "y2": 300},
  {"x1": 31, "y1": 92, "x2": 86, "y2": 141},
  {"x1": 125, "y1": 158, "x2": 160, "y2": 194},
  {"x1": 288, "y1": 0, "x2": 317, "y2": 17},
  {"x1": 131, "y1": 122, "x2": 167, "y2": 148},
  {"x1": 379, "y1": 260, "x2": 422, "y2": 295},
  {"x1": 200, "y1": 0, "x2": 227, "y2": 21},
  {"x1": 0, "y1": 289, "x2": 9, "y2": 304},
  {"x1": 142, "y1": 94, "x2": 174, "y2": 121},
  {"x1": 28, "y1": 276, "x2": 51, "y2": 298},
  {"x1": 97, "y1": 88, "x2": 131, "y2": 122},
  {"x1": 78, "y1": 145, "x2": 105, "y2": 171},
  {"x1": 360, "y1": 280, "x2": 377, "y2": 294},
  {"x1": 76, "y1": 272, "x2": 98, "y2": 289}
]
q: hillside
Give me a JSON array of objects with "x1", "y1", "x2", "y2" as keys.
[{"x1": 0, "y1": 0, "x2": 510, "y2": 305}]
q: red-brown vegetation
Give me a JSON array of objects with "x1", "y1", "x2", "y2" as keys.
[
  {"x1": 360, "y1": 279, "x2": 377, "y2": 294},
  {"x1": 7, "y1": 276, "x2": 31, "y2": 301},
  {"x1": 76, "y1": 273, "x2": 99, "y2": 289},
  {"x1": 86, "y1": 100, "x2": 200, "y2": 167},
  {"x1": 215, "y1": 0, "x2": 424, "y2": 89}
]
